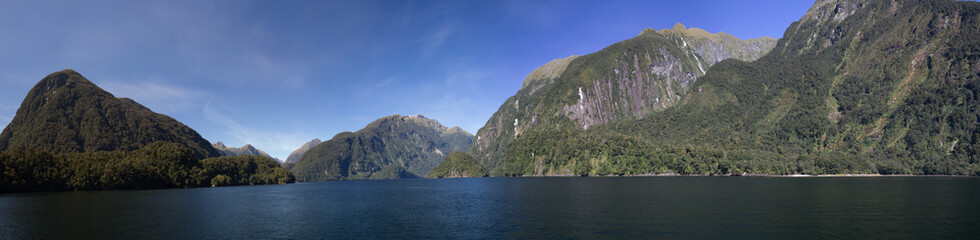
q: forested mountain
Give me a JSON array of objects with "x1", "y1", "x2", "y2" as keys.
[
  {"x1": 435, "y1": 0, "x2": 980, "y2": 177},
  {"x1": 456, "y1": 23, "x2": 777, "y2": 176},
  {"x1": 285, "y1": 138, "x2": 321, "y2": 164},
  {"x1": 289, "y1": 114, "x2": 473, "y2": 181},
  {"x1": 0, "y1": 70, "x2": 293, "y2": 192},
  {"x1": 0, "y1": 69, "x2": 220, "y2": 158},
  {"x1": 212, "y1": 142, "x2": 278, "y2": 161}
]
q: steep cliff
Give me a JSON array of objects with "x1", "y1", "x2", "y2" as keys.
[{"x1": 466, "y1": 24, "x2": 777, "y2": 173}]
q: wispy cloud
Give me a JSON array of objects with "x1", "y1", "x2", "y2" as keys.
[
  {"x1": 504, "y1": 0, "x2": 564, "y2": 27},
  {"x1": 419, "y1": 24, "x2": 454, "y2": 58},
  {"x1": 417, "y1": 94, "x2": 484, "y2": 134},
  {"x1": 100, "y1": 80, "x2": 207, "y2": 114},
  {"x1": 444, "y1": 68, "x2": 488, "y2": 91},
  {"x1": 203, "y1": 102, "x2": 311, "y2": 160},
  {"x1": 357, "y1": 75, "x2": 401, "y2": 98}
]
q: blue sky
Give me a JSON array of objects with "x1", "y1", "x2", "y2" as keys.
[{"x1": 0, "y1": 0, "x2": 813, "y2": 160}]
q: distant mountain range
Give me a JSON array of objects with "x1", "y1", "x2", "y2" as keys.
[
  {"x1": 285, "y1": 138, "x2": 321, "y2": 164},
  {"x1": 288, "y1": 114, "x2": 473, "y2": 181},
  {"x1": 212, "y1": 142, "x2": 279, "y2": 161}
]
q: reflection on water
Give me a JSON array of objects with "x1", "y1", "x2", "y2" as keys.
[{"x1": 1, "y1": 177, "x2": 979, "y2": 239}]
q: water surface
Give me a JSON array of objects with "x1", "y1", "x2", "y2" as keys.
[{"x1": 2, "y1": 177, "x2": 978, "y2": 239}]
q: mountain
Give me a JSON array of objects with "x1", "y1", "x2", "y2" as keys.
[
  {"x1": 284, "y1": 138, "x2": 321, "y2": 164},
  {"x1": 212, "y1": 142, "x2": 278, "y2": 161},
  {"x1": 0, "y1": 69, "x2": 220, "y2": 158},
  {"x1": 456, "y1": 23, "x2": 777, "y2": 176},
  {"x1": 0, "y1": 70, "x2": 294, "y2": 192},
  {"x1": 448, "y1": 0, "x2": 980, "y2": 177},
  {"x1": 289, "y1": 114, "x2": 473, "y2": 181}
]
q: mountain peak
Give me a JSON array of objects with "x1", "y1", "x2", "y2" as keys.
[
  {"x1": 31, "y1": 69, "x2": 102, "y2": 97},
  {"x1": 212, "y1": 142, "x2": 276, "y2": 161},
  {"x1": 672, "y1": 22, "x2": 686, "y2": 31},
  {"x1": 444, "y1": 126, "x2": 473, "y2": 136},
  {"x1": 521, "y1": 55, "x2": 580, "y2": 89}
]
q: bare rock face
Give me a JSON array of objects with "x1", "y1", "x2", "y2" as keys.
[{"x1": 470, "y1": 24, "x2": 778, "y2": 172}]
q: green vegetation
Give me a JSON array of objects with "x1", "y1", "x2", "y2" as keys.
[
  {"x1": 469, "y1": 0, "x2": 980, "y2": 176},
  {"x1": 290, "y1": 114, "x2": 473, "y2": 181},
  {"x1": 427, "y1": 151, "x2": 487, "y2": 178},
  {"x1": 0, "y1": 69, "x2": 221, "y2": 158},
  {"x1": 202, "y1": 155, "x2": 295, "y2": 186},
  {"x1": 0, "y1": 141, "x2": 294, "y2": 193}
]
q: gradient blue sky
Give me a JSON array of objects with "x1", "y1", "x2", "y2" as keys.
[{"x1": 0, "y1": 0, "x2": 813, "y2": 160}]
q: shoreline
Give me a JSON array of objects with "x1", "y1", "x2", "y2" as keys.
[{"x1": 452, "y1": 173, "x2": 976, "y2": 179}]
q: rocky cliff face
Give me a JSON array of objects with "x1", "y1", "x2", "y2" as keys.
[
  {"x1": 212, "y1": 142, "x2": 278, "y2": 161},
  {"x1": 469, "y1": 24, "x2": 778, "y2": 171}
]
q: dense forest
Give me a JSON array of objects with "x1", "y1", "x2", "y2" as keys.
[
  {"x1": 427, "y1": 151, "x2": 488, "y2": 178},
  {"x1": 0, "y1": 141, "x2": 294, "y2": 193}
]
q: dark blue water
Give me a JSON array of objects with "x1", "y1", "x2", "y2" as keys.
[{"x1": 1, "y1": 177, "x2": 979, "y2": 239}]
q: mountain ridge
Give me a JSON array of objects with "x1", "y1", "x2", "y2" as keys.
[
  {"x1": 212, "y1": 142, "x2": 279, "y2": 161},
  {"x1": 289, "y1": 114, "x2": 473, "y2": 181}
]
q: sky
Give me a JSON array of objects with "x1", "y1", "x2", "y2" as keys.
[{"x1": 0, "y1": 0, "x2": 814, "y2": 160}]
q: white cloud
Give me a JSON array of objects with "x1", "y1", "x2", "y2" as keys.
[
  {"x1": 202, "y1": 102, "x2": 311, "y2": 160},
  {"x1": 100, "y1": 80, "x2": 207, "y2": 114}
]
